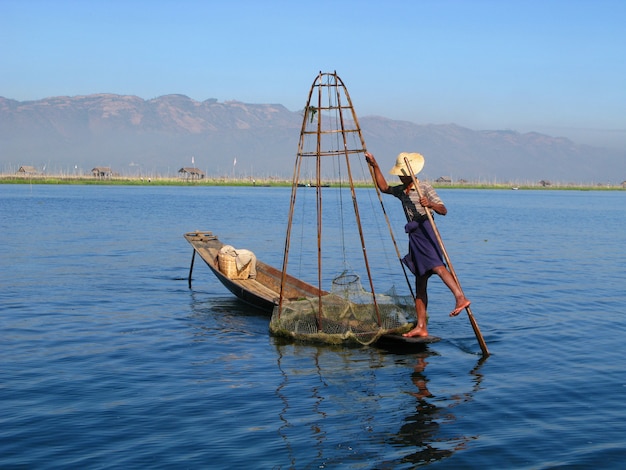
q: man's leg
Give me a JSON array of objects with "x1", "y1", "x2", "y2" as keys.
[
  {"x1": 431, "y1": 265, "x2": 471, "y2": 316},
  {"x1": 403, "y1": 273, "x2": 431, "y2": 337}
]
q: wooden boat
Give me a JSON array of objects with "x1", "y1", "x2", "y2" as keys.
[
  {"x1": 184, "y1": 230, "x2": 326, "y2": 312},
  {"x1": 184, "y1": 230, "x2": 439, "y2": 348}
]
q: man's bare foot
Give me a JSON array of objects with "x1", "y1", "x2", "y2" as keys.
[
  {"x1": 450, "y1": 298, "x2": 471, "y2": 317},
  {"x1": 403, "y1": 326, "x2": 429, "y2": 337}
]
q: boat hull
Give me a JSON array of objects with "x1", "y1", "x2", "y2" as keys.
[{"x1": 184, "y1": 231, "x2": 324, "y2": 314}]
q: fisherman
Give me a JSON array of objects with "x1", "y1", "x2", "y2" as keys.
[{"x1": 364, "y1": 151, "x2": 470, "y2": 338}]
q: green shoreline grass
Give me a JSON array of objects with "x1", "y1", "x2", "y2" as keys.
[{"x1": 1, "y1": 175, "x2": 623, "y2": 190}]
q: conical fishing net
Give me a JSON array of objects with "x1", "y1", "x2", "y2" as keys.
[
  {"x1": 269, "y1": 271, "x2": 414, "y2": 345},
  {"x1": 269, "y1": 71, "x2": 417, "y2": 345}
]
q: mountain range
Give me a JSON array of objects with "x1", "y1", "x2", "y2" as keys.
[{"x1": 1, "y1": 94, "x2": 624, "y2": 183}]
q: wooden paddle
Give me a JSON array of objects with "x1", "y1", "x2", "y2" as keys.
[{"x1": 403, "y1": 157, "x2": 490, "y2": 357}]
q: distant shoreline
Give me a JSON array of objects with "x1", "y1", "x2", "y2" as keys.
[{"x1": 1, "y1": 175, "x2": 623, "y2": 190}]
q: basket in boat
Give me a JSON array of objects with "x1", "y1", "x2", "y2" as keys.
[{"x1": 218, "y1": 253, "x2": 251, "y2": 280}]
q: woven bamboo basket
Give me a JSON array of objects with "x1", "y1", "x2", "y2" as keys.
[{"x1": 218, "y1": 253, "x2": 251, "y2": 280}]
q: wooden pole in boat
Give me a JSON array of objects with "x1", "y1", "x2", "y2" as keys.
[
  {"x1": 403, "y1": 157, "x2": 490, "y2": 357},
  {"x1": 188, "y1": 249, "x2": 196, "y2": 289}
]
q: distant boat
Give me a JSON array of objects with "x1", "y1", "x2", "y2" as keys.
[
  {"x1": 297, "y1": 182, "x2": 329, "y2": 187},
  {"x1": 511, "y1": 187, "x2": 519, "y2": 190}
]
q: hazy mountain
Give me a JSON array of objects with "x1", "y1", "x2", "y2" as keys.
[{"x1": 1, "y1": 94, "x2": 624, "y2": 183}]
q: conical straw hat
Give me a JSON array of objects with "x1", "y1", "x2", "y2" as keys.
[{"x1": 389, "y1": 152, "x2": 425, "y2": 176}]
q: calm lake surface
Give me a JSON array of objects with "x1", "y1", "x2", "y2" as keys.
[{"x1": 1, "y1": 184, "x2": 625, "y2": 469}]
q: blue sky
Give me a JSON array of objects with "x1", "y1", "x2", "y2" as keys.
[{"x1": 2, "y1": 0, "x2": 625, "y2": 148}]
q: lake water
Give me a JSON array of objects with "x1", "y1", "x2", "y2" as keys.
[{"x1": 1, "y1": 184, "x2": 625, "y2": 469}]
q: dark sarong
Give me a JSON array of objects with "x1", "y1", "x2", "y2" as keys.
[{"x1": 402, "y1": 220, "x2": 445, "y2": 276}]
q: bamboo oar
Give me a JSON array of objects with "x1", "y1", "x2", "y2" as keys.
[{"x1": 403, "y1": 157, "x2": 490, "y2": 357}]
